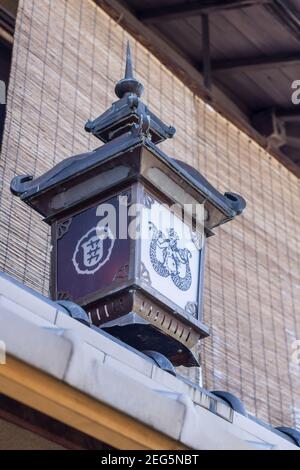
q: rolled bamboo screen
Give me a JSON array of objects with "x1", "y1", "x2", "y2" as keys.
[{"x1": 0, "y1": 0, "x2": 299, "y2": 428}]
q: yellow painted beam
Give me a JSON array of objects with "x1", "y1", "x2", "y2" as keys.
[{"x1": 0, "y1": 355, "x2": 188, "y2": 450}]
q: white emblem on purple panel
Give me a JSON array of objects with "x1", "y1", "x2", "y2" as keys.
[{"x1": 72, "y1": 226, "x2": 115, "y2": 275}]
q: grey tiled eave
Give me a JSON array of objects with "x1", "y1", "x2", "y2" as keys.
[{"x1": 0, "y1": 271, "x2": 298, "y2": 450}]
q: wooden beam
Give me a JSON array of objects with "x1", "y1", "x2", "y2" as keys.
[
  {"x1": 96, "y1": 0, "x2": 300, "y2": 178},
  {"x1": 266, "y1": 0, "x2": 300, "y2": 41},
  {"x1": 276, "y1": 108, "x2": 300, "y2": 122},
  {"x1": 285, "y1": 135, "x2": 300, "y2": 147},
  {"x1": 202, "y1": 14, "x2": 212, "y2": 91},
  {"x1": 253, "y1": 108, "x2": 300, "y2": 128},
  {"x1": 0, "y1": 5, "x2": 15, "y2": 45},
  {"x1": 0, "y1": 5, "x2": 15, "y2": 35},
  {"x1": 0, "y1": 394, "x2": 111, "y2": 450},
  {"x1": 138, "y1": 1, "x2": 272, "y2": 23},
  {"x1": 96, "y1": 0, "x2": 248, "y2": 120},
  {"x1": 0, "y1": 25, "x2": 13, "y2": 45},
  {"x1": 0, "y1": 355, "x2": 188, "y2": 450},
  {"x1": 211, "y1": 52, "x2": 300, "y2": 73}
]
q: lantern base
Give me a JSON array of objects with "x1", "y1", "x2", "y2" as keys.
[
  {"x1": 100, "y1": 313, "x2": 200, "y2": 368},
  {"x1": 86, "y1": 288, "x2": 209, "y2": 352}
]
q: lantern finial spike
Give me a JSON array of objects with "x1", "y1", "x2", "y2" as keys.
[
  {"x1": 115, "y1": 40, "x2": 144, "y2": 99},
  {"x1": 125, "y1": 41, "x2": 134, "y2": 79}
]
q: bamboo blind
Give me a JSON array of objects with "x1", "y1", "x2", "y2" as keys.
[{"x1": 1, "y1": 0, "x2": 299, "y2": 429}]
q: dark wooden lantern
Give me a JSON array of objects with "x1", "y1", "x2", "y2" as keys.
[{"x1": 11, "y1": 43, "x2": 246, "y2": 367}]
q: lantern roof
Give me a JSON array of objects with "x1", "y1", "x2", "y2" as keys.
[
  {"x1": 10, "y1": 42, "x2": 245, "y2": 225},
  {"x1": 84, "y1": 41, "x2": 176, "y2": 145}
]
